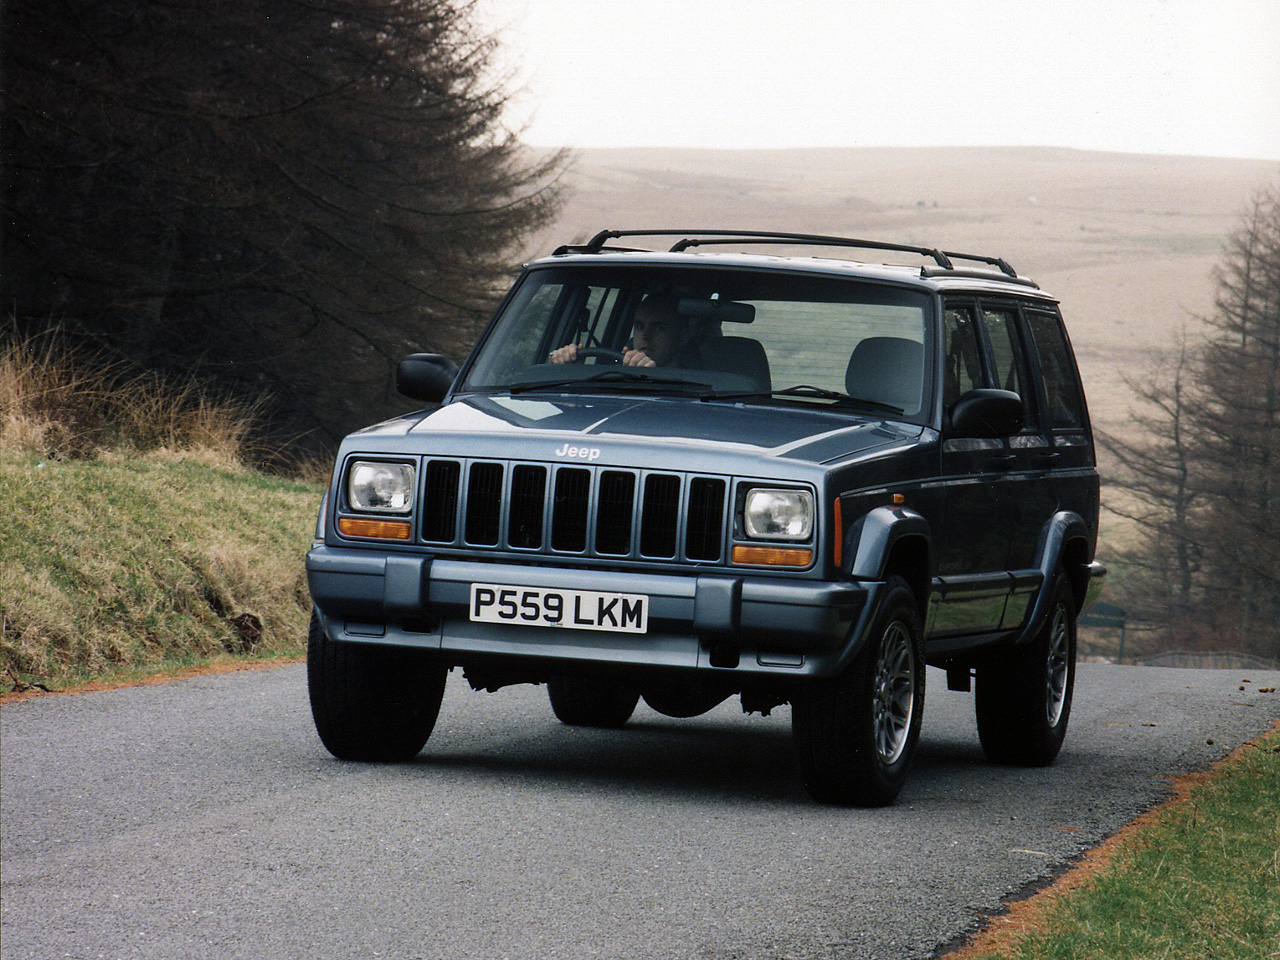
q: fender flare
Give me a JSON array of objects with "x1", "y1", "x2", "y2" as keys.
[
  {"x1": 1013, "y1": 510, "x2": 1092, "y2": 643},
  {"x1": 845, "y1": 505, "x2": 931, "y2": 584}
]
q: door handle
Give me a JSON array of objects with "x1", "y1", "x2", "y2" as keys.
[{"x1": 987, "y1": 454, "x2": 1016, "y2": 471}]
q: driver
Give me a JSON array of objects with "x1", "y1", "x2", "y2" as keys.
[{"x1": 549, "y1": 294, "x2": 697, "y2": 368}]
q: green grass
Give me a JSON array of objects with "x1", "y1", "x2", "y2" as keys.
[
  {"x1": 970, "y1": 729, "x2": 1280, "y2": 960},
  {"x1": 0, "y1": 450, "x2": 321, "y2": 685},
  {"x1": 1, "y1": 327, "x2": 326, "y2": 688}
]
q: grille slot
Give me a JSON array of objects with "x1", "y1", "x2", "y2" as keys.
[
  {"x1": 551, "y1": 468, "x2": 591, "y2": 552},
  {"x1": 640, "y1": 474, "x2": 681, "y2": 558},
  {"x1": 596, "y1": 470, "x2": 636, "y2": 555},
  {"x1": 508, "y1": 464, "x2": 546, "y2": 549},
  {"x1": 686, "y1": 477, "x2": 726, "y2": 560},
  {"x1": 421, "y1": 460, "x2": 460, "y2": 542},
  {"x1": 465, "y1": 462, "x2": 503, "y2": 545}
]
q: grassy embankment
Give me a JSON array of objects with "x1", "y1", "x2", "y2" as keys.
[
  {"x1": 959, "y1": 726, "x2": 1280, "y2": 960},
  {"x1": 1, "y1": 332, "x2": 322, "y2": 690}
]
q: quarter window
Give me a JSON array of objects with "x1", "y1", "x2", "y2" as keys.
[{"x1": 1026, "y1": 311, "x2": 1086, "y2": 430}]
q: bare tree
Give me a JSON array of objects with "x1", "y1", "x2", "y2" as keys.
[
  {"x1": 1101, "y1": 186, "x2": 1280, "y2": 661},
  {"x1": 1098, "y1": 344, "x2": 1204, "y2": 651},
  {"x1": 3, "y1": 0, "x2": 567, "y2": 447},
  {"x1": 1193, "y1": 188, "x2": 1280, "y2": 656}
]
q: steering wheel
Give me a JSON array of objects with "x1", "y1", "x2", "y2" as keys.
[{"x1": 573, "y1": 347, "x2": 625, "y2": 364}]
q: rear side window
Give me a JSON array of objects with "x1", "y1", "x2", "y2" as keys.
[{"x1": 1025, "y1": 311, "x2": 1086, "y2": 430}]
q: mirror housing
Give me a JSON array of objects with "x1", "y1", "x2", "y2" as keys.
[
  {"x1": 947, "y1": 388, "x2": 1024, "y2": 439},
  {"x1": 396, "y1": 353, "x2": 458, "y2": 404},
  {"x1": 677, "y1": 297, "x2": 755, "y2": 324}
]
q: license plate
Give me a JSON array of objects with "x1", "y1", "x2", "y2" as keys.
[{"x1": 470, "y1": 583, "x2": 648, "y2": 634}]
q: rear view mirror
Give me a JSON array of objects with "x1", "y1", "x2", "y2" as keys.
[
  {"x1": 678, "y1": 297, "x2": 755, "y2": 324},
  {"x1": 948, "y1": 388, "x2": 1024, "y2": 438},
  {"x1": 397, "y1": 353, "x2": 458, "y2": 403}
]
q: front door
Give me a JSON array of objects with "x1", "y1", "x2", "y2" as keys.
[{"x1": 933, "y1": 302, "x2": 1014, "y2": 637}]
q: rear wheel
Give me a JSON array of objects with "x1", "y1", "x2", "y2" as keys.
[
  {"x1": 307, "y1": 611, "x2": 447, "y2": 761},
  {"x1": 641, "y1": 678, "x2": 730, "y2": 718},
  {"x1": 792, "y1": 577, "x2": 925, "y2": 806},
  {"x1": 547, "y1": 676, "x2": 639, "y2": 728},
  {"x1": 975, "y1": 570, "x2": 1077, "y2": 765}
]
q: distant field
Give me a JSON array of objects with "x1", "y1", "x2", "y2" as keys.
[{"x1": 525, "y1": 146, "x2": 1277, "y2": 438}]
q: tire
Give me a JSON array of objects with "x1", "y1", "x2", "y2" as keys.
[
  {"x1": 975, "y1": 570, "x2": 1077, "y2": 766},
  {"x1": 547, "y1": 675, "x2": 639, "y2": 728},
  {"x1": 307, "y1": 611, "x2": 448, "y2": 761},
  {"x1": 792, "y1": 577, "x2": 925, "y2": 806}
]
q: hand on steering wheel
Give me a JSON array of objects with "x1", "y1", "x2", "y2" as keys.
[{"x1": 549, "y1": 344, "x2": 626, "y2": 365}]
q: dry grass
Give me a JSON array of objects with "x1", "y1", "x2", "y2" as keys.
[
  {"x1": 0, "y1": 328, "x2": 320, "y2": 687},
  {"x1": 1, "y1": 328, "x2": 267, "y2": 466}
]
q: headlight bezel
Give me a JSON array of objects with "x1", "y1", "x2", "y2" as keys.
[
  {"x1": 345, "y1": 459, "x2": 417, "y2": 515},
  {"x1": 742, "y1": 487, "x2": 815, "y2": 542}
]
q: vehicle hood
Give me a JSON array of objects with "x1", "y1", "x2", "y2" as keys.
[{"x1": 351, "y1": 393, "x2": 921, "y2": 467}]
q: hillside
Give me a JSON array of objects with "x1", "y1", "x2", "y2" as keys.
[{"x1": 523, "y1": 146, "x2": 1277, "y2": 435}]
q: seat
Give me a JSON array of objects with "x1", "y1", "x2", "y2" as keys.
[
  {"x1": 844, "y1": 337, "x2": 923, "y2": 413},
  {"x1": 699, "y1": 336, "x2": 772, "y2": 391}
]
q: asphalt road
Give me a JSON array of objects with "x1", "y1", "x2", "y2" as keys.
[{"x1": 3, "y1": 662, "x2": 1278, "y2": 960}]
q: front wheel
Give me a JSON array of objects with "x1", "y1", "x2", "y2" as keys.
[
  {"x1": 307, "y1": 612, "x2": 448, "y2": 761},
  {"x1": 975, "y1": 570, "x2": 1077, "y2": 766},
  {"x1": 792, "y1": 577, "x2": 925, "y2": 806}
]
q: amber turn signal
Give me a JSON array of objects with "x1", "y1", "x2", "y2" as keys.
[
  {"x1": 337, "y1": 517, "x2": 412, "y2": 540},
  {"x1": 732, "y1": 545, "x2": 814, "y2": 567}
]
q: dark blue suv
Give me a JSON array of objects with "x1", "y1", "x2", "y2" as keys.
[{"x1": 306, "y1": 229, "x2": 1106, "y2": 805}]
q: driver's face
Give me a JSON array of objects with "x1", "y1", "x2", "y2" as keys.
[{"x1": 632, "y1": 312, "x2": 687, "y2": 366}]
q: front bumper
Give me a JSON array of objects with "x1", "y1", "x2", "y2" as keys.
[{"x1": 306, "y1": 546, "x2": 874, "y2": 678}]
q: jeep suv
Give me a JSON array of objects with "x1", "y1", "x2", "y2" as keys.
[{"x1": 306, "y1": 229, "x2": 1106, "y2": 806}]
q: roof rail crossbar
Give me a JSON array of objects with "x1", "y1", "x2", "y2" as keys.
[
  {"x1": 583, "y1": 228, "x2": 956, "y2": 269},
  {"x1": 939, "y1": 249, "x2": 1018, "y2": 277},
  {"x1": 553, "y1": 242, "x2": 649, "y2": 256}
]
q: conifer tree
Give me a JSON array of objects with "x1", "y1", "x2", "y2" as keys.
[{"x1": 3, "y1": 0, "x2": 565, "y2": 445}]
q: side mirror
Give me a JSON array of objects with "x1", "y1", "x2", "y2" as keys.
[
  {"x1": 396, "y1": 353, "x2": 458, "y2": 404},
  {"x1": 948, "y1": 388, "x2": 1024, "y2": 439}
]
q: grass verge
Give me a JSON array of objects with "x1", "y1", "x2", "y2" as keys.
[
  {"x1": 2, "y1": 326, "x2": 323, "y2": 689},
  {"x1": 953, "y1": 725, "x2": 1280, "y2": 960},
  {"x1": 0, "y1": 451, "x2": 320, "y2": 687}
]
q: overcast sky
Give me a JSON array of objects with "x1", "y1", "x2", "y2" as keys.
[{"x1": 479, "y1": 0, "x2": 1280, "y2": 160}]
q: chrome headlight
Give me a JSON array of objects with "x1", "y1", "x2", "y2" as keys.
[
  {"x1": 347, "y1": 461, "x2": 415, "y2": 513},
  {"x1": 743, "y1": 488, "x2": 814, "y2": 540}
]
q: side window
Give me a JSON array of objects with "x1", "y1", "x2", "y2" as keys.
[
  {"x1": 979, "y1": 305, "x2": 1035, "y2": 430},
  {"x1": 1025, "y1": 311, "x2": 1086, "y2": 430},
  {"x1": 980, "y1": 307, "x2": 1029, "y2": 397},
  {"x1": 943, "y1": 305, "x2": 983, "y2": 406}
]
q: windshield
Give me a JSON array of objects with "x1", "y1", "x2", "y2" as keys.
[{"x1": 460, "y1": 264, "x2": 933, "y2": 420}]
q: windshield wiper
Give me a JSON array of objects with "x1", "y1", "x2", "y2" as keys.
[
  {"x1": 701, "y1": 383, "x2": 903, "y2": 414},
  {"x1": 509, "y1": 370, "x2": 712, "y2": 394}
]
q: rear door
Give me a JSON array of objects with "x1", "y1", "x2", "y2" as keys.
[
  {"x1": 1022, "y1": 305, "x2": 1098, "y2": 542},
  {"x1": 977, "y1": 301, "x2": 1057, "y2": 630}
]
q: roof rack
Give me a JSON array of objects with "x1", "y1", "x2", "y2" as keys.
[{"x1": 567, "y1": 229, "x2": 1025, "y2": 280}]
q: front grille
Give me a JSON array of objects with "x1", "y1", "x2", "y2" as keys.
[{"x1": 419, "y1": 459, "x2": 727, "y2": 564}]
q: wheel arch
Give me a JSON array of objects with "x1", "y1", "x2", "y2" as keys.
[
  {"x1": 845, "y1": 505, "x2": 931, "y2": 619},
  {"x1": 1016, "y1": 511, "x2": 1094, "y2": 641}
]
